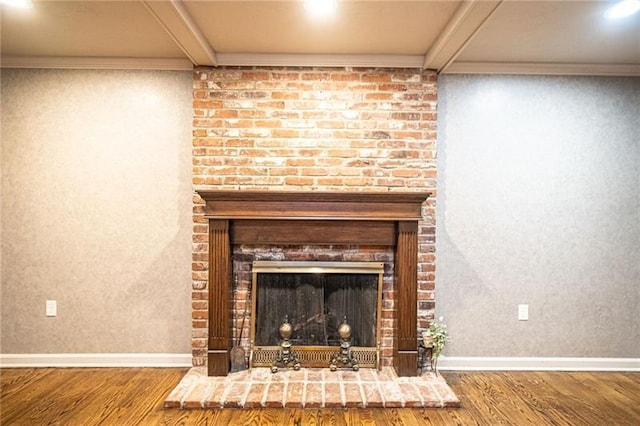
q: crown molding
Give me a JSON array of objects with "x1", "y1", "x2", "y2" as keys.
[
  {"x1": 0, "y1": 54, "x2": 424, "y2": 70},
  {"x1": 3, "y1": 55, "x2": 639, "y2": 76},
  {"x1": 444, "y1": 61, "x2": 640, "y2": 76},
  {"x1": 0, "y1": 56, "x2": 194, "y2": 70},
  {"x1": 214, "y1": 53, "x2": 425, "y2": 68}
]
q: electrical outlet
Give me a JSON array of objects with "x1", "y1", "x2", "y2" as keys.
[
  {"x1": 518, "y1": 304, "x2": 528, "y2": 321},
  {"x1": 46, "y1": 300, "x2": 57, "y2": 317}
]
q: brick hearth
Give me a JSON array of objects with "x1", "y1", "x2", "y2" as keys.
[{"x1": 165, "y1": 368, "x2": 460, "y2": 409}]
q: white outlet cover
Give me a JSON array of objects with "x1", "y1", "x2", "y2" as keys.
[
  {"x1": 518, "y1": 304, "x2": 529, "y2": 321},
  {"x1": 46, "y1": 300, "x2": 57, "y2": 317}
]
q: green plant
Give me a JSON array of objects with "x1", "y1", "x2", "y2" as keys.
[{"x1": 425, "y1": 316, "x2": 450, "y2": 359}]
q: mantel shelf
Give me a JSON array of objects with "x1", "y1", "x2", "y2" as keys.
[{"x1": 196, "y1": 190, "x2": 431, "y2": 221}]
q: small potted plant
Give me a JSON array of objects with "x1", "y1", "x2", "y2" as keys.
[{"x1": 421, "y1": 316, "x2": 450, "y2": 372}]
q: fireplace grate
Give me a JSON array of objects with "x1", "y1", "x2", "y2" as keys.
[{"x1": 250, "y1": 346, "x2": 378, "y2": 369}]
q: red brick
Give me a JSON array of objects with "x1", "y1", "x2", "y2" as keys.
[
  {"x1": 270, "y1": 129, "x2": 299, "y2": 138},
  {"x1": 343, "y1": 382, "x2": 363, "y2": 408},
  {"x1": 191, "y1": 291, "x2": 207, "y2": 300},
  {"x1": 222, "y1": 382, "x2": 250, "y2": 408},
  {"x1": 301, "y1": 72, "x2": 330, "y2": 80},
  {"x1": 364, "y1": 92, "x2": 392, "y2": 100},
  {"x1": 183, "y1": 381, "x2": 210, "y2": 409},
  {"x1": 192, "y1": 320, "x2": 207, "y2": 329},
  {"x1": 361, "y1": 382, "x2": 384, "y2": 408},
  {"x1": 304, "y1": 382, "x2": 324, "y2": 408},
  {"x1": 330, "y1": 73, "x2": 360, "y2": 81},
  {"x1": 285, "y1": 158, "x2": 315, "y2": 166},
  {"x1": 243, "y1": 383, "x2": 267, "y2": 408},
  {"x1": 284, "y1": 177, "x2": 314, "y2": 186},
  {"x1": 191, "y1": 310, "x2": 208, "y2": 319},
  {"x1": 379, "y1": 381, "x2": 403, "y2": 408},
  {"x1": 191, "y1": 262, "x2": 207, "y2": 271},
  {"x1": 242, "y1": 71, "x2": 270, "y2": 80},
  {"x1": 203, "y1": 381, "x2": 225, "y2": 408},
  {"x1": 379, "y1": 83, "x2": 408, "y2": 92},
  {"x1": 257, "y1": 100, "x2": 285, "y2": 109},
  {"x1": 271, "y1": 72, "x2": 300, "y2": 80},
  {"x1": 324, "y1": 382, "x2": 343, "y2": 408},
  {"x1": 284, "y1": 382, "x2": 304, "y2": 408},
  {"x1": 263, "y1": 382, "x2": 285, "y2": 408},
  {"x1": 362, "y1": 73, "x2": 391, "y2": 82},
  {"x1": 398, "y1": 382, "x2": 423, "y2": 407}
]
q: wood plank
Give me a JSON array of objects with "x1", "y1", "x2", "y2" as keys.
[
  {"x1": 542, "y1": 371, "x2": 640, "y2": 425},
  {"x1": 455, "y1": 371, "x2": 552, "y2": 424},
  {"x1": 198, "y1": 191, "x2": 430, "y2": 204},
  {"x1": 205, "y1": 200, "x2": 425, "y2": 221},
  {"x1": 394, "y1": 221, "x2": 419, "y2": 376},
  {"x1": 208, "y1": 219, "x2": 231, "y2": 376},
  {"x1": 231, "y1": 220, "x2": 397, "y2": 245}
]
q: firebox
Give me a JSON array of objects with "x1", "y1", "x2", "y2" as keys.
[{"x1": 250, "y1": 261, "x2": 384, "y2": 369}]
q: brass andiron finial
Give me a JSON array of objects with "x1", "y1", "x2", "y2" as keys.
[
  {"x1": 271, "y1": 315, "x2": 301, "y2": 373},
  {"x1": 330, "y1": 317, "x2": 359, "y2": 371}
]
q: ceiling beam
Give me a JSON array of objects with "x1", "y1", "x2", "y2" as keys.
[
  {"x1": 141, "y1": 0, "x2": 216, "y2": 66},
  {"x1": 423, "y1": 0, "x2": 502, "y2": 73}
]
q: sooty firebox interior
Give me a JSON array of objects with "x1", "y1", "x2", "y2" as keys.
[{"x1": 250, "y1": 261, "x2": 384, "y2": 368}]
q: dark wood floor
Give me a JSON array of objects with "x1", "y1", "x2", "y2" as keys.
[{"x1": 1, "y1": 368, "x2": 639, "y2": 425}]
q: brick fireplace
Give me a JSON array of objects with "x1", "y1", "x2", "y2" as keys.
[{"x1": 191, "y1": 66, "x2": 438, "y2": 376}]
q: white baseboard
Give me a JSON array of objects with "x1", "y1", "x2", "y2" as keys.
[
  {"x1": 0, "y1": 353, "x2": 192, "y2": 368},
  {"x1": 436, "y1": 356, "x2": 640, "y2": 372},
  {"x1": 2, "y1": 354, "x2": 638, "y2": 371}
]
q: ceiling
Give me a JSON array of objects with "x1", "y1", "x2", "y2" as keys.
[{"x1": 1, "y1": 0, "x2": 639, "y2": 75}]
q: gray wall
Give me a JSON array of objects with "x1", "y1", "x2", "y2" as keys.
[
  {"x1": 2, "y1": 69, "x2": 638, "y2": 360},
  {"x1": 437, "y1": 75, "x2": 639, "y2": 357},
  {"x1": 1, "y1": 69, "x2": 193, "y2": 354}
]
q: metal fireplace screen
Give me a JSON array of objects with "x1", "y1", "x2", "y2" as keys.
[{"x1": 250, "y1": 261, "x2": 384, "y2": 369}]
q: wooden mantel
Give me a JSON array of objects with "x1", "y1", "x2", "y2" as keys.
[
  {"x1": 198, "y1": 191, "x2": 428, "y2": 221},
  {"x1": 197, "y1": 190, "x2": 430, "y2": 377}
]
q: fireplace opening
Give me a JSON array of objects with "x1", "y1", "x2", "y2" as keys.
[{"x1": 250, "y1": 261, "x2": 384, "y2": 369}]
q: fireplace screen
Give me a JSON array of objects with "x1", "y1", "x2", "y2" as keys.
[{"x1": 250, "y1": 261, "x2": 384, "y2": 368}]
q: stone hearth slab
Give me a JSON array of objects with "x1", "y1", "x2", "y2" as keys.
[{"x1": 164, "y1": 367, "x2": 460, "y2": 409}]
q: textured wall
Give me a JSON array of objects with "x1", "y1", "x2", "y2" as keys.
[
  {"x1": 1, "y1": 69, "x2": 193, "y2": 354},
  {"x1": 191, "y1": 67, "x2": 438, "y2": 367},
  {"x1": 5, "y1": 69, "x2": 634, "y2": 362},
  {"x1": 437, "y1": 75, "x2": 639, "y2": 357}
]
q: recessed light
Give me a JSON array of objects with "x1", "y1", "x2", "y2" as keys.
[
  {"x1": 604, "y1": 0, "x2": 640, "y2": 19},
  {"x1": 0, "y1": 0, "x2": 33, "y2": 8},
  {"x1": 304, "y1": 0, "x2": 337, "y2": 17}
]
